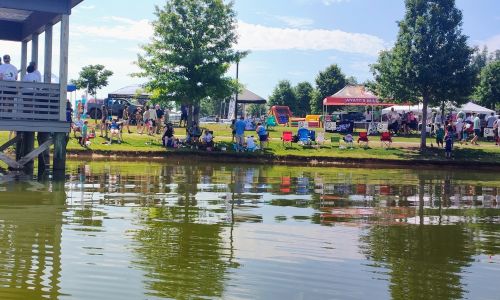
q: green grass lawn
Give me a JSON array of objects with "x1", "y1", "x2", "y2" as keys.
[{"x1": 1, "y1": 124, "x2": 499, "y2": 164}]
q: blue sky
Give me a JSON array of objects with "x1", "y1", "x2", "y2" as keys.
[{"x1": 2, "y1": 0, "x2": 499, "y2": 99}]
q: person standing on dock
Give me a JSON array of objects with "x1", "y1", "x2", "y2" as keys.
[
  {"x1": 22, "y1": 62, "x2": 41, "y2": 82},
  {"x1": 0, "y1": 54, "x2": 17, "y2": 81}
]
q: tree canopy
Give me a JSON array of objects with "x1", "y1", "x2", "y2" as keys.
[
  {"x1": 294, "y1": 81, "x2": 314, "y2": 117},
  {"x1": 475, "y1": 60, "x2": 500, "y2": 110},
  {"x1": 371, "y1": 0, "x2": 475, "y2": 149},
  {"x1": 268, "y1": 80, "x2": 296, "y2": 109},
  {"x1": 312, "y1": 64, "x2": 347, "y2": 113},
  {"x1": 135, "y1": 0, "x2": 244, "y2": 124},
  {"x1": 72, "y1": 64, "x2": 113, "y2": 98}
]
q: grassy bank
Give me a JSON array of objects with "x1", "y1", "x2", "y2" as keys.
[{"x1": 1, "y1": 123, "x2": 499, "y2": 166}]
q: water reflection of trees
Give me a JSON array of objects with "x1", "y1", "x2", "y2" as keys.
[
  {"x1": 0, "y1": 180, "x2": 65, "y2": 299},
  {"x1": 130, "y1": 164, "x2": 236, "y2": 299},
  {"x1": 65, "y1": 162, "x2": 499, "y2": 299},
  {"x1": 360, "y1": 224, "x2": 475, "y2": 300}
]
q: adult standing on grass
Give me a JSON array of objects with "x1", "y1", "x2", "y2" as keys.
[
  {"x1": 493, "y1": 116, "x2": 499, "y2": 146},
  {"x1": 155, "y1": 104, "x2": 164, "y2": 134},
  {"x1": 471, "y1": 113, "x2": 481, "y2": 145},
  {"x1": 122, "y1": 105, "x2": 131, "y2": 134},
  {"x1": 142, "y1": 105, "x2": 151, "y2": 135},
  {"x1": 455, "y1": 115, "x2": 464, "y2": 142},
  {"x1": 234, "y1": 116, "x2": 246, "y2": 149},
  {"x1": 148, "y1": 105, "x2": 158, "y2": 135},
  {"x1": 486, "y1": 112, "x2": 496, "y2": 129},
  {"x1": 135, "y1": 107, "x2": 143, "y2": 134},
  {"x1": 100, "y1": 105, "x2": 109, "y2": 138},
  {"x1": 256, "y1": 122, "x2": 268, "y2": 150}
]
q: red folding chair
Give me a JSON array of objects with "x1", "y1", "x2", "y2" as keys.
[
  {"x1": 380, "y1": 132, "x2": 392, "y2": 148},
  {"x1": 282, "y1": 131, "x2": 293, "y2": 147},
  {"x1": 357, "y1": 131, "x2": 369, "y2": 147}
]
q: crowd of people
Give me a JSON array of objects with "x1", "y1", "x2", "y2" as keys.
[{"x1": 385, "y1": 107, "x2": 499, "y2": 147}]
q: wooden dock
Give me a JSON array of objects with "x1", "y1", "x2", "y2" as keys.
[{"x1": 0, "y1": 0, "x2": 84, "y2": 173}]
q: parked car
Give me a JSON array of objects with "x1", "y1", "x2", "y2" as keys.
[{"x1": 87, "y1": 98, "x2": 141, "y2": 122}]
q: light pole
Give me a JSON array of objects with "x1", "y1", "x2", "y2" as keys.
[{"x1": 234, "y1": 59, "x2": 239, "y2": 119}]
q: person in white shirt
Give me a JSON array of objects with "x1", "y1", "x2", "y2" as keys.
[
  {"x1": 147, "y1": 105, "x2": 158, "y2": 135},
  {"x1": 22, "y1": 62, "x2": 42, "y2": 82},
  {"x1": 202, "y1": 129, "x2": 214, "y2": 150},
  {"x1": 0, "y1": 54, "x2": 18, "y2": 81},
  {"x1": 245, "y1": 135, "x2": 256, "y2": 151}
]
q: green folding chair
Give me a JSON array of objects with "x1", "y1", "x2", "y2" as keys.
[{"x1": 330, "y1": 135, "x2": 341, "y2": 148}]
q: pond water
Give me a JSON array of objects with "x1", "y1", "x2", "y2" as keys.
[{"x1": 0, "y1": 160, "x2": 498, "y2": 300}]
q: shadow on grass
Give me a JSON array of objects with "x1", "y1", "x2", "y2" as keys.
[{"x1": 392, "y1": 146, "x2": 500, "y2": 163}]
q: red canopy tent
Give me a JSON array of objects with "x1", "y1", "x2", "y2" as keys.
[{"x1": 323, "y1": 85, "x2": 395, "y2": 106}]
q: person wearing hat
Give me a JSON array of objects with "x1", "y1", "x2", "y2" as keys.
[{"x1": 0, "y1": 54, "x2": 18, "y2": 81}]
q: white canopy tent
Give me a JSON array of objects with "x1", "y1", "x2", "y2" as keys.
[
  {"x1": 458, "y1": 102, "x2": 495, "y2": 114},
  {"x1": 382, "y1": 104, "x2": 431, "y2": 115}
]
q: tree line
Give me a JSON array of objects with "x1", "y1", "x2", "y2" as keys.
[{"x1": 72, "y1": 0, "x2": 499, "y2": 152}]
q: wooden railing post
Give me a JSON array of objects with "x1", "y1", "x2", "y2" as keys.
[{"x1": 59, "y1": 14, "x2": 69, "y2": 122}]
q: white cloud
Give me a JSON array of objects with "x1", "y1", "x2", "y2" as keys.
[
  {"x1": 274, "y1": 15, "x2": 314, "y2": 28},
  {"x1": 236, "y1": 21, "x2": 385, "y2": 56},
  {"x1": 484, "y1": 34, "x2": 500, "y2": 50},
  {"x1": 73, "y1": 17, "x2": 152, "y2": 41},
  {"x1": 322, "y1": 0, "x2": 351, "y2": 5}
]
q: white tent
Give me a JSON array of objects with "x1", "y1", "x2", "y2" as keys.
[
  {"x1": 458, "y1": 102, "x2": 495, "y2": 114},
  {"x1": 382, "y1": 104, "x2": 431, "y2": 115}
]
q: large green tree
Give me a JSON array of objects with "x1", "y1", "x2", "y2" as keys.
[
  {"x1": 268, "y1": 80, "x2": 297, "y2": 110},
  {"x1": 135, "y1": 0, "x2": 244, "y2": 126},
  {"x1": 294, "y1": 81, "x2": 314, "y2": 117},
  {"x1": 372, "y1": 0, "x2": 475, "y2": 149},
  {"x1": 72, "y1": 64, "x2": 113, "y2": 99},
  {"x1": 475, "y1": 60, "x2": 500, "y2": 110},
  {"x1": 313, "y1": 64, "x2": 347, "y2": 113}
]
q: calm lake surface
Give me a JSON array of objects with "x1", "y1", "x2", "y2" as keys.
[{"x1": 0, "y1": 160, "x2": 498, "y2": 300}]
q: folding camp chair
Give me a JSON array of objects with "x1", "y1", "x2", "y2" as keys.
[
  {"x1": 357, "y1": 131, "x2": 369, "y2": 147},
  {"x1": 298, "y1": 128, "x2": 312, "y2": 146},
  {"x1": 380, "y1": 131, "x2": 393, "y2": 148},
  {"x1": 266, "y1": 115, "x2": 277, "y2": 129},
  {"x1": 330, "y1": 135, "x2": 341, "y2": 148},
  {"x1": 342, "y1": 134, "x2": 354, "y2": 148},
  {"x1": 281, "y1": 131, "x2": 293, "y2": 147},
  {"x1": 315, "y1": 132, "x2": 325, "y2": 148},
  {"x1": 308, "y1": 130, "x2": 316, "y2": 142}
]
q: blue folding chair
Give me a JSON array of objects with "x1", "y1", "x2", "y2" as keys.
[{"x1": 298, "y1": 127, "x2": 311, "y2": 145}]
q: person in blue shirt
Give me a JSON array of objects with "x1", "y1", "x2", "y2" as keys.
[
  {"x1": 445, "y1": 133, "x2": 453, "y2": 158},
  {"x1": 255, "y1": 122, "x2": 268, "y2": 149},
  {"x1": 234, "y1": 116, "x2": 246, "y2": 148}
]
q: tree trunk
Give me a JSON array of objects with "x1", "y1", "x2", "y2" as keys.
[
  {"x1": 187, "y1": 104, "x2": 194, "y2": 128},
  {"x1": 420, "y1": 95, "x2": 429, "y2": 150}
]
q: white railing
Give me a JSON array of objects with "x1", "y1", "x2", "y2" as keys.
[{"x1": 0, "y1": 81, "x2": 61, "y2": 121}]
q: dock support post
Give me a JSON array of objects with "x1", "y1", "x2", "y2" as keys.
[
  {"x1": 37, "y1": 132, "x2": 51, "y2": 172},
  {"x1": 15, "y1": 132, "x2": 35, "y2": 173},
  {"x1": 53, "y1": 133, "x2": 67, "y2": 172}
]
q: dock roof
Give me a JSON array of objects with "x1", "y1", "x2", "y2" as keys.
[{"x1": 0, "y1": 0, "x2": 83, "y2": 41}]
